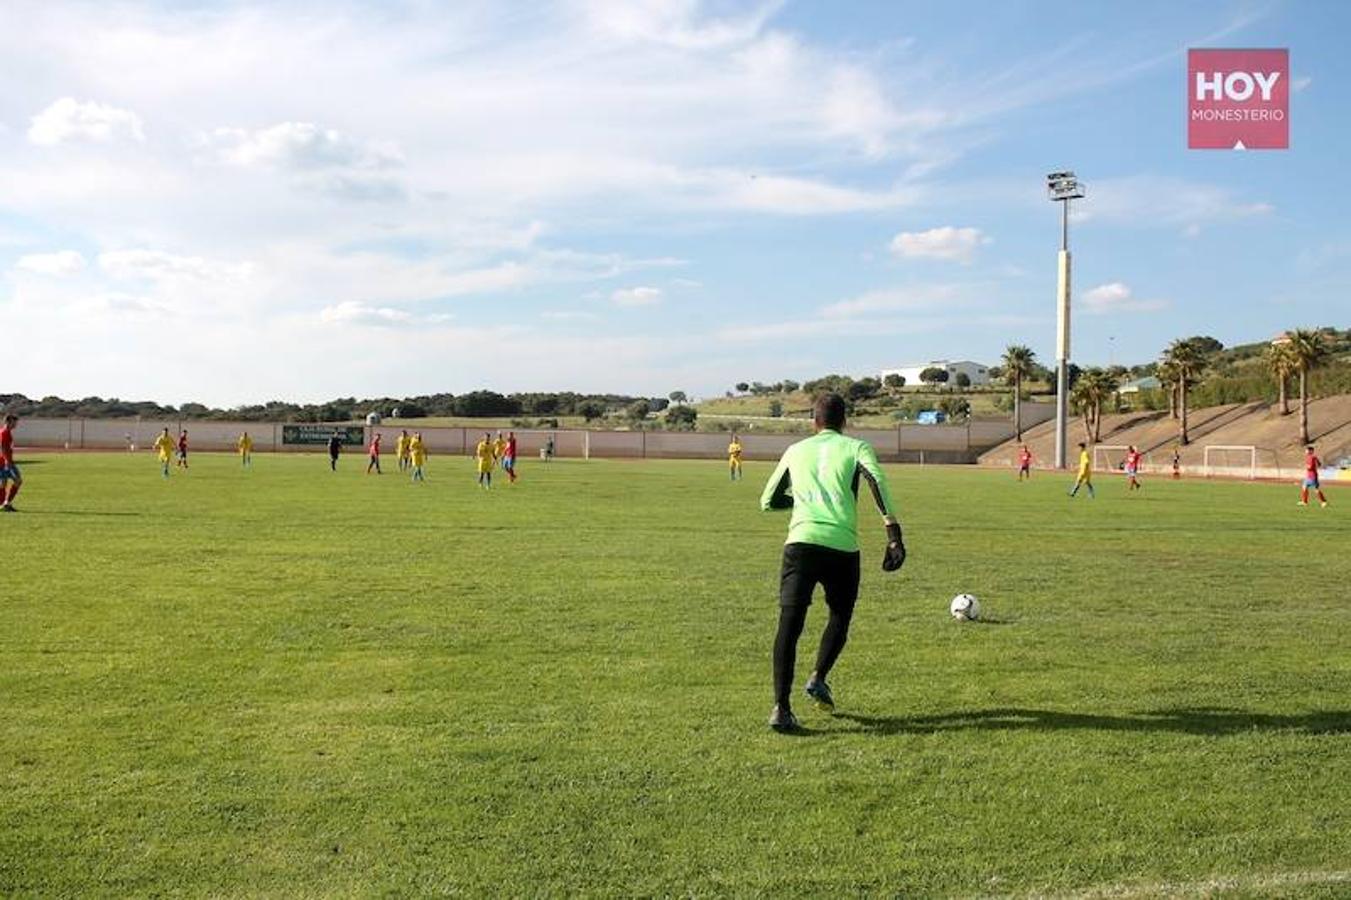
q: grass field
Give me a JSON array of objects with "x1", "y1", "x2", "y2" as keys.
[{"x1": 2, "y1": 452, "x2": 1349, "y2": 896}]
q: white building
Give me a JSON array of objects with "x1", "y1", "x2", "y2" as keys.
[{"x1": 881, "y1": 360, "x2": 990, "y2": 387}]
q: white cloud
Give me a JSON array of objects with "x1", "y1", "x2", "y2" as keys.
[
  {"x1": 91, "y1": 292, "x2": 174, "y2": 318},
  {"x1": 318, "y1": 301, "x2": 452, "y2": 328},
  {"x1": 721, "y1": 280, "x2": 1013, "y2": 342},
  {"x1": 612, "y1": 285, "x2": 663, "y2": 307},
  {"x1": 821, "y1": 284, "x2": 967, "y2": 318},
  {"x1": 205, "y1": 122, "x2": 402, "y2": 171},
  {"x1": 889, "y1": 226, "x2": 989, "y2": 263},
  {"x1": 98, "y1": 249, "x2": 253, "y2": 283},
  {"x1": 14, "y1": 250, "x2": 87, "y2": 276},
  {"x1": 202, "y1": 122, "x2": 407, "y2": 203},
  {"x1": 1292, "y1": 75, "x2": 1312, "y2": 93},
  {"x1": 542, "y1": 310, "x2": 600, "y2": 321},
  {"x1": 697, "y1": 169, "x2": 915, "y2": 214},
  {"x1": 581, "y1": 0, "x2": 783, "y2": 50},
  {"x1": 1076, "y1": 176, "x2": 1273, "y2": 228},
  {"x1": 0, "y1": 1, "x2": 1267, "y2": 404},
  {"x1": 1081, "y1": 281, "x2": 1168, "y2": 315},
  {"x1": 821, "y1": 66, "x2": 919, "y2": 159},
  {"x1": 28, "y1": 97, "x2": 145, "y2": 145},
  {"x1": 716, "y1": 311, "x2": 1034, "y2": 344}
]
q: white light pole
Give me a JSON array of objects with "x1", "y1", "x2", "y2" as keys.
[{"x1": 1047, "y1": 170, "x2": 1085, "y2": 469}]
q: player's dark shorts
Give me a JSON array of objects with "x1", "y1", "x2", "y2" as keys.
[
  {"x1": 0, "y1": 463, "x2": 19, "y2": 481},
  {"x1": 779, "y1": 542, "x2": 860, "y2": 615}
]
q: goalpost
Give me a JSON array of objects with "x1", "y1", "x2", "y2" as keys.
[
  {"x1": 1202, "y1": 445, "x2": 1257, "y2": 480},
  {"x1": 1093, "y1": 444, "x2": 1132, "y2": 474}
]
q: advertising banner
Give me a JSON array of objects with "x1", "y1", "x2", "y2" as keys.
[{"x1": 1188, "y1": 48, "x2": 1289, "y2": 149}]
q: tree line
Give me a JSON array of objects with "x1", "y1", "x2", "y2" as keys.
[{"x1": 0, "y1": 390, "x2": 676, "y2": 423}]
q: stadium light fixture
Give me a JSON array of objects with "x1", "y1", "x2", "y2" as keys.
[{"x1": 1047, "y1": 170, "x2": 1086, "y2": 469}]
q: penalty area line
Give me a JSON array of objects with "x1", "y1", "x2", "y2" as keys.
[{"x1": 1015, "y1": 868, "x2": 1351, "y2": 899}]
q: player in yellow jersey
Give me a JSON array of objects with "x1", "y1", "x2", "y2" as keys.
[
  {"x1": 1069, "y1": 441, "x2": 1095, "y2": 499},
  {"x1": 728, "y1": 433, "x2": 744, "y2": 481},
  {"x1": 394, "y1": 430, "x2": 410, "y2": 472},
  {"x1": 492, "y1": 432, "x2": 507, "y2": 469},
  {"x1": 409, "y1": 432, "x2": 427, "y2": 482},
  {"x1": 475, "y1": 432, "x2": 494, "y2": 489},
  {"x1": 152, "y1": 427, "x2": 174, "y2": 478},
  {"x1": 237, "y1": 431, "x2": 253, "y2": 468}
]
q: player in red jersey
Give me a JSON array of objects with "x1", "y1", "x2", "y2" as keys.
[
  {"x1": 1123, "y1": 445, "x2": 1143, "y2": 492},
  {"x1": 1016, "y1": 444, "x2": 1033, "y2": 481},
  {"x1": 502, "y1": 431, "x2": 519, "y2": 483},
  {"x1": 366, "y1": 433, "x2": 383, "y2": 475},
  {"x1": 176, "y1": 430, "x2": 189, "y2": 469},
  {"x1": 0, "y1": 414, "x2": 22, "y2": 512},
  {"x1": 1298, "y1": 444, "x2": 1329, "y2": 508}
]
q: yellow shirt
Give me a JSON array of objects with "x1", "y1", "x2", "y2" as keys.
[
  {"x1": 728, "y1": 440, "x2": 743, "y2": 461},
  {"x1": 1077, "y1": 449, "x2": 1092, "y2": 479},
  {"x1": 153, "y1": 433, "x2": 174, "y2": 461},
  {"x1": 410, "y1": 437, "x2": 426, "y2": 465},
  {"x1": 492, "y1": 438, "x2": 506, "y2": 459},
  {"x1": 238, "y1": 435, "x2": 253, "y2": 453},
  {"x1": 475, "y1": 440, "x2": 493, "y2": 469},
  {"x1": 396, "y1": 435, "x2": 410, "y2": 458}
]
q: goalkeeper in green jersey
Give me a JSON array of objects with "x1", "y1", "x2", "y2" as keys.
[{"x1": 759, "y1": 393, "x2": 906, "y2": 732}]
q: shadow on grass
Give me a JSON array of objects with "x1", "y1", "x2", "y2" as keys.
[
  {"x1": 832, "y1": 707, "x2": 1351, "y2": 737},
  {"x1": 966, "y1": 614, "x2": 1017, "y2": 626}
]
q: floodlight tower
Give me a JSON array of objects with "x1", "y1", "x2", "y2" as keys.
[{"x1": 1046, "y1": 170, "x2": 1085, "y2": 469}]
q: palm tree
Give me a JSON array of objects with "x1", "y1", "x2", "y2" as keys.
[
  {"x1": 1285, "y1": 329, "x2": 1328, "y2": 443},
  {"x1": 1001, "y1": 345, "x2": 1036, "y2": 440},
  {"x1": 1070, "y1": 377, "x2": 1095, "y2": 443},
  {"x1": 1264, "y1": 342, "x2": 1296, "y2": 416},
  {"x1": 1163, "y1": 339, "x2": 1207, "y2": 445},
  {"x1": 1156, "y1": 359, "x2": 1180, "y2": 419},
  {"x1": 1071, "y1": 369, "x2": 1118, "y2": 442},
  {"x1": 1090, "y1": 369, "x2": 1120, "y2": 441}
]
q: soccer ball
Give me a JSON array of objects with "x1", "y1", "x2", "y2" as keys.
[{"x1": 950, "y1": 593, "x2": 981, "y2": 621}]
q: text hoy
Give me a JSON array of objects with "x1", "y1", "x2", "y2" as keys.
[{"x1": 1194, "y1": 70, "x2": 1281, "y2": 102}]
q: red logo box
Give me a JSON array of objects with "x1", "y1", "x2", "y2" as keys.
[{"x1": 1188, "y1": 48, "x2": 1288, "y2": 149}]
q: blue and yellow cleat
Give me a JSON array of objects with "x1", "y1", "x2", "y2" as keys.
[{"x1": 804, "y1": 679, "x2": 835, "y2": 713}]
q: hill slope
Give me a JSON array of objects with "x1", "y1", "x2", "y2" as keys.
[{"x1": 980, "y1": 394, "x2": 1351, "y2": 473}]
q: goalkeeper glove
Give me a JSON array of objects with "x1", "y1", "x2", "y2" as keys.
[{"x1": 882, "y1": 522, "x2": 906, "y2": 572}]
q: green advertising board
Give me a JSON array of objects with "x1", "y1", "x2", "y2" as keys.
[{"x1": 282, "y1": 425, "x2": 366, "y2": 446}]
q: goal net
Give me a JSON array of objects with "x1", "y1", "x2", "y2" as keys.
[
  {"x1": 1202, "y1": 445, "x2": 1257, "y2": 479},
  {"x1": 1093, "y1": 445, "x2": 1136, "y2": 474}
]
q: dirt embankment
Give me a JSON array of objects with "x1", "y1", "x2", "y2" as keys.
[{"x1": 981, "y1": 394, "x2": 1351, "y2": 471}]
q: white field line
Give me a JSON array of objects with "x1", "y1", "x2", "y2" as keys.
[{"x1": 983, "y1": 868, "x2": 1351, "y2": 899}]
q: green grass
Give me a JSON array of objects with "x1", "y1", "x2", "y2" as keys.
[{"x1": 2, "y1": 453, "x2": 1349, "y2": 896}]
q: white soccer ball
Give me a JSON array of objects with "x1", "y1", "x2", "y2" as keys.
[{"x1": 950, "y1": 593, "x2": 981, "y2": 621}]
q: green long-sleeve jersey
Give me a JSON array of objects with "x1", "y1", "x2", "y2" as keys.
[{"x1": 759, "y1": 429, "x2": 900, "y2": 552}]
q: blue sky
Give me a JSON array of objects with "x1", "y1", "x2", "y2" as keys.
[{"x1": 1, "y1": 0, "x2": 1347, "y2": 406}]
